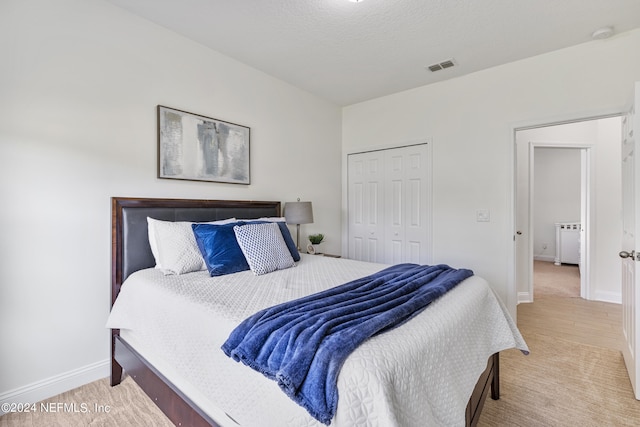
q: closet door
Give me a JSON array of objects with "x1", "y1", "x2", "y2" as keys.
[
  {"x1": 348, "y1": 143, "x2": 432, "y2": 265},
  {"x1": 347, "y1": 150, "x2": 385, "y2": 262},
  {"x1": 384, "y1": 144, "x2": 431, "y2": 264}
]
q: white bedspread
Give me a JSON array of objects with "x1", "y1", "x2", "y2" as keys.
[{"x1": 106, "y1": 254, "x2": 528, "y2": 427}]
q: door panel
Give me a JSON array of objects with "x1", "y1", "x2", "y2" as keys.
[
  {"x1": 348, "y1": 151, "x2": 384, "y2": 262},
  {"x1": 621, "y1": 82, "x2": 640, "y2": 400},
  {"x1": 386, "y1": 151, "x2": 405, "y2": 264},
  {"x1": 384, "y1": 145, "x2": 431, "y2": 264},
  {"x1": 403, "y1": 146, "x2": 430, "y2": 264}
]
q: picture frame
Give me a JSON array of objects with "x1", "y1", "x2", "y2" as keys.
[{"x1": 157, "y1": 105, "x2": 250, "y2": 184}]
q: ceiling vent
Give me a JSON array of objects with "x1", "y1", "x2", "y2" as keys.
[{"x1": 427, "y1": 59, "x2": 456, "y2": 72}]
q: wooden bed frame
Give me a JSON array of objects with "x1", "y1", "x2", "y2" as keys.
[{"x1": 110, "y1": 196, "x2": 500, "y2": 427}]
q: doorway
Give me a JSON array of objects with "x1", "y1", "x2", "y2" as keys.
[
  {"x1": 532, "y1": 146, "x2": 584, "y2": 299},
  {"x1": 515, "y1": 133, "x2": 591, "y2": 303},
  {"x1": 514, "y1": 116, "x2": 622, "y2": 304}
]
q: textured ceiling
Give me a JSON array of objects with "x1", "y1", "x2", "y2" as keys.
[{"x1": 106, "y1": 0, "x2": 640, "y2": 105}]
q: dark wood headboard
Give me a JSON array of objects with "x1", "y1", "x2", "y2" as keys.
[{"x1": 111, "y1": 197, "x2": 281, "y2": 306}]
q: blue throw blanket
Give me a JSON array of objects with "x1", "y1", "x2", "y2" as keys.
[{"x1": 221, "y1": 263, "x2": 473, "y2": 425}]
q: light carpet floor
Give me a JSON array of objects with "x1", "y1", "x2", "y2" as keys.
[
  {"x1": 533, "y1": 260, "x2": 580, "y2": 298},
  {"x1": 478, "y1": 332, "x2": 640, "y2": 426},
  {"x1": 0, "y1": 376, "x2": 173, "y2": 427}
]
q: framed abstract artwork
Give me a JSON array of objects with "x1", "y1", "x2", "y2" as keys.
[{"x1": 157, "y1": 105, "x2": 250, "y2": 184}]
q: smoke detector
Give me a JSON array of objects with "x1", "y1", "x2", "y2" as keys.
[{"x1": 591, "y1": 26, "x2": 614, "y2": 40}]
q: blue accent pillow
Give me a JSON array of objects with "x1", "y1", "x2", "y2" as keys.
[
  {"x1": 192, "y1": 222, "x2": 250, "y2": 276},
  {"x1": 247, "y1": 221, "x2": 301, "y2": 262}
]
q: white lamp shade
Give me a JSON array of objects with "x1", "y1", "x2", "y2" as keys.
[{"x1": 284, "y1": 201, "x2": 313, "y2": 224}]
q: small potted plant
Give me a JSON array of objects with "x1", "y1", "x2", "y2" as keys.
[{"x1": 307, "y1": 233, "x2": 325, "y2": 255}]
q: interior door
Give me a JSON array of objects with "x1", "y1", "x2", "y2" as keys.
[
  {"x1": 514, "y1": 140, "x2": 533, "y2": 302},
  {"x1": 620, "y1": 81, "x2": 640, "y2": 400}
]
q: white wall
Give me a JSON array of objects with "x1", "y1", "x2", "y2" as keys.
[
  {"x1": 0, "y1": 0, "x2": 342, "y2": 404},
  {"x1": 343, "y1": 28, "x2": 640, "y2": 316},
  {"x1": 533, "y1": 148, "x2": 581, "y2": 262}
]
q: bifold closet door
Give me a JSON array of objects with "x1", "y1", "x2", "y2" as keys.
[
  {"x1": 347, "y1": 150, "x2": 385, "y2": 262},
  {"x1": 348, "y1": 144, "x2": 432, "y2": 264},
  {"x1": 384, "y1": 144, "x2": 432, "y2": 264}
]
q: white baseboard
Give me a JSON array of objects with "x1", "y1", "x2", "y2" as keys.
[
  {"x1": 518, "y1": 289, "x2": 620, "y2": 304},
  {"x1": 0, "y1": 359, "x2": 110, "y2": 414},
  {"x1": 593, "y1": 290, "x2": 622, "y2": 304},
  {"x1": 518, "y1": 291, "x2": 532, "y2": 304},
  {"x1": 533, "y1": 255, "x2": 555, "y2": 262}
]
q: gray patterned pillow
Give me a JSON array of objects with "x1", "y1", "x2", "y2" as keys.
[{"x1": 233, "y1": 222, "x2": 295, "y2": 275}]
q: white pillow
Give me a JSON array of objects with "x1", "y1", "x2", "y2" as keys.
[
  {"x1": 233, "y1": 222, "x2": 295, "y2": 276},
  {"x1": 256, "y1": 217, "x2": 286, "y2": 222},
  {"x1": 153, "y1": 221, "x2": 205, "y2": 275},
  {"x1": 147, "y1": 217, "x2": 236, "y2": 273}
]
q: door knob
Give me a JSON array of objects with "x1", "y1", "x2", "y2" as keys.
[{"x1": 619, "y1": 250, "x2": 635, "y2": 259}]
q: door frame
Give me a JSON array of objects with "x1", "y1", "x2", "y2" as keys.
[
  {"x1": 508, "y1": 110, "x2": 621, "y2": 319},
  {"x1": 522, "y1": 142, "x2": 592, "y2": 301}
]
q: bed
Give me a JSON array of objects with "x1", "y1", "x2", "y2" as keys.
[{"x1": 108, "y1": 197, "x2": 527, "y2": 427}]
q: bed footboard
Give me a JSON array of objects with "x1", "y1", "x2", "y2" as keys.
[
  {"x1": 113, "y1": 335, "x2": 221, "y2": 427},
  {"x1": 466, "y1": 352, "x2": 500, "y2": 427},
  {"x1": 110, "y1": 330, "x2": 123, "y2": 387}
]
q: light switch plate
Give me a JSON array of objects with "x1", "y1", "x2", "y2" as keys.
[{"x1": 476, "y1": 209, "x2": 490, "y2": 222}]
